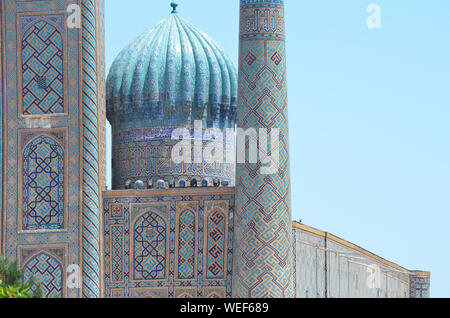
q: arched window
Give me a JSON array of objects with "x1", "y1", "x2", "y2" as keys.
[
  {"x1": 133, "y1": 211, "x2": 167, "y2": 280},
  {"x1": 23, "y1": 252, "x2": 63, "y2": 298},
  {"x1": 21, "y1": 20, "x2": 64, "y2": 115},
  {"x1": 22, "y1": 135, "x2": 65, "y2": 231}
]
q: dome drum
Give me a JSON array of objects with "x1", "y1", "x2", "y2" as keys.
[{"x1": 111, "y1": 129, "x2": 235, "y2": 189}]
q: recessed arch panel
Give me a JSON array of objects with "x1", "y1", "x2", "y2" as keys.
[{"x1": 21, "y1": 134, "x2": 65, "y2": 231}]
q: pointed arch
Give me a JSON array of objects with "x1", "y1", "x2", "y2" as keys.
[
  {"x1": 21, "y1": 134, "x2": 65, "y2": 231},
  {"x1": 132, "y1": 209, "x2": 168, "y2": 281},
  {"x1": 23, "y1": 251, "x2": 64, "y2": 298},
  {"x1": 19, "y1": 18, "x2": 65, "y2": 115}
]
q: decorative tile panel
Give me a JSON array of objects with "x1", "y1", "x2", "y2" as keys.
[
  {"x1": 18, "y1": 13, "x2": 66, "y2": 116},
  {"x1": 110, "y1": 224, "x2": 124, "y2": 283},
  {"x1": 19, "y1": 129, "x2": 67, "y2": 232},
  {"x1": 410, "y1": 273, "x2": 431, "y2": 298},
  {"x1": 112, "y1": 129, "x2": 235, "y2": 189},
  {"x1": 175, "y1": 201, "x2": 198, "y2": 281},
  {"x1": 19, "y1": 245, "x2": 66, "y2": 298},
  {"x1": 131, "y1": 203, "x2": 170, "y2": 281},
  {"x1": 204, "y1": 201, "x2": 228, "y2": 280}
]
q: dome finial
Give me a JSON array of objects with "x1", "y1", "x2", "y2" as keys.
[{"x1": 170, "y1": 2, "x2": 178, "y2": 14}]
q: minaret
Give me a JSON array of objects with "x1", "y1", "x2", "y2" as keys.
[{"x1": 232, "y1": 0, "x2": 293, "y2": 298}]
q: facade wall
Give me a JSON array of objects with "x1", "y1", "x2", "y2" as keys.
[
  {"x1": 326, "y1": 239, "x2": 409, "y2": 298},
  {"x1": 294, "y1": 228, "x2": 326, "y2": 298},
  {"x1": 0, "y1": 0, "x2": 103, "y2": 298},
  {"x1": 294, "y1": 223, "x2": 420, "y2": 298},
  {"x1": 102, "y1": 187, "x2": 234, "y2": 298},
  {"x1": 1, "y1": 0, "x2": 82, "y2": 298},
  {"x1": 101, "y1": 196, "x2": 430, "y2": 299}
]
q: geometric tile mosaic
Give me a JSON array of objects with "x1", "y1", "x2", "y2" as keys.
[
  {"x1": 102, "y1": 189, "x2": 234, "y2": 298},
  {"x1": 132, "y1": 203, "x2": 170, "y2": 281},
  {"x1": 204, "y1": 202, "x2": 228, "y2": 280},
  {"x1": 410, "y1": 274, "x2": 431, "y2": 298},
  {"x1": 19, "y1": 16, "x2": 65, "y2": 115},
  {"x1": 175, "y1": 202, "x2": 198, "y2": 281},
  {"x1": 111, "y1": 132, "x2": 235, "y2": 189},
  {"x1": 19, "y1": 245, "x2": 66, "y2": 299},
  {"x1": 20, "y1": 132, "x2": 66, "y2": 231},
  {"x1": 233, "y1": 0, "x2": 294, "y2": 298},
  {"x1": 23, "y1": 252, "x2": 63, "y2": 298}
]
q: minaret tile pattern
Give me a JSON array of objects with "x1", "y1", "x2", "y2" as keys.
[{"x1": 232, "y1": 0, "x2": 294, "y2": 298}]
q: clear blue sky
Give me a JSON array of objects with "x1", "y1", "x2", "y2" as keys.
[{"x1": 105, "y1": 0, "x2": 450, "y2": 297}]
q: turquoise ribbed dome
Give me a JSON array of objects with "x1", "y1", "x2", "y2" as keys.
[{"x1": 106, "y1": 10, "x2": 238, "y2": 130}]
